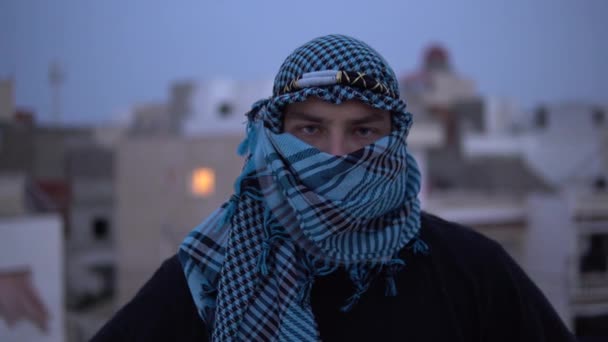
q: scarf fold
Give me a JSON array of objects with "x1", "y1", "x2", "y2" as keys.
[{"x1": 179, "y1": 103, "x2": 422, "y2": 341}]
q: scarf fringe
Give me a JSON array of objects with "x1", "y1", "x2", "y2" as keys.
[
  {"x1": 297, "y1": 276, "x2": 315, "y2": 307},
  {"x1": 298, "y1": 254, "x2": 338, "y2": 306},
  {"x1": 224, "y1": 101, "x2": 267, "y2": 226},
  {"x1": 340, "y1": 264, "x2": 377, "y2": 312},
  {"x1": 383, "y1": 257, "x2": 406, "y2": 297},
  {"x1": 220, "y1": 195, "x2": 239, "y2": 226},
  {"x1": 237, "y1": 121, "x2": 256, "y2": 157},
  {"x1": 412, "y1": 237, "x2": 430, "y2": 255},
  {"x1": 238, "y1": 98, "x2": 267, "y2": 157}
]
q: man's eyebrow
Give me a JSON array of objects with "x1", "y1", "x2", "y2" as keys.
[
  {"x1": 352, "y1": 112, "x2": 390, "y2": 125},
  {"x1": 284, "y1": 111, "x2": 324, "y2": 123}
]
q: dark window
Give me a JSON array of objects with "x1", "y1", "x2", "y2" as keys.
[
  {"x1": 218, "y1": 102, "x2": 233, "y2": 118},
  {"x1": 575, "y1": 312, "x2": 608, "y2": 336},
  {"x1": 592, "y1": 108, "x2": 605, "y2": 126},
  {"x1": 580, "y1": 233, "x2": 608, "y2": 273},
  {"x1": 594, "y1": 177, "x2": 607, "y2": 192},
  {"x1": 92, "y1": 217, "x2": 109, "y2": 241},
  {"x1": 534, "y1": 106, "x2": 548, "y2": 129}
]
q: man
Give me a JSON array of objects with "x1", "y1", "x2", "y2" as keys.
[{"x1": 93, "y1": 34, "x2": 575, "y2": 341}]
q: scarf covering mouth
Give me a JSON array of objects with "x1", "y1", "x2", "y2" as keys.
[{"x1": 179, "y1": 34, "x2": 427, "y2": 341}]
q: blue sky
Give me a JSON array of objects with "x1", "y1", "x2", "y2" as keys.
[{"x1": 1, "y1": 0, "x2": 607, "y2": 124}]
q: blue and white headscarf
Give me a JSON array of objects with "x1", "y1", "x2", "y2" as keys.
[{"x1": 180, "y1": 34, "x2": 426, "y2": 341}]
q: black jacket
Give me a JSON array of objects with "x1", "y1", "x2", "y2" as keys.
[{"x1": 93, "y1": 213, "x2": 576, "y2": 341}]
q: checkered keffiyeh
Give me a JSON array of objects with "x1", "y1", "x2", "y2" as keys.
[{"x1": 180, "y1": 34, "x2": 425, "y2": 341}]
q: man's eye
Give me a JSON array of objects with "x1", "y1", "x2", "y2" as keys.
[
  {"x1": 354, "y1": 127, "x2": 375, "y2": 137},
  {"x1": 300, "y1": 126, "x2": 320, "y2": 135}
]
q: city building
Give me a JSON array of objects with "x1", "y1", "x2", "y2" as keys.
[
  {"x1": 0, "y1": 80, "x2": 120, "y2": 340},
  {"x1": 400, "y1": 45, "x2": 608, "y2": 334}
]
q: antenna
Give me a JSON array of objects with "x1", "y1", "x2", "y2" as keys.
[{"x1": 48, "y1": 61, "x2": 65, "y2": 124}]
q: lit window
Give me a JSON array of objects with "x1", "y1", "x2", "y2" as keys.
[{"x1": 191, "y1": 168, "x2": 215, "y2": 197}]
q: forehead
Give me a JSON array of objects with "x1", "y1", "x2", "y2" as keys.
[{"x1": 283, "y1": 97, "x2": 390, "y2": 122}]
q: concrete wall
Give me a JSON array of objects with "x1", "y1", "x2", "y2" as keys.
[
  {"x1": 524, "y1": 194, "x2": 576, "y2": 329},
  {"x1": 114, "y1": 134, "x2": 244, "y2": 306},
  {"x1": 183, "y1": 79, "x2": 273, "y2": 136}
]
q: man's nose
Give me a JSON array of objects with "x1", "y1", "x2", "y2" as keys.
[{"x1": 326, "y1": 132, "x2": 350, "y2": 156}]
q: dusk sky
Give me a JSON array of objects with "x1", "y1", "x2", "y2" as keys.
[{"x1": 1, "y1": 0, "x2": 606, "y2": 124}]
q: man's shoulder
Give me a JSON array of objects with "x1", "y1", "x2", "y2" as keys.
[
  {"x1": 418, "y1": 211, "x2": 514, "y2": 270},
  {"x1": 91, "y1": 254, "x2": 206, "y2": 341},
  {"x1": 420, "y1": 211, "x2": 504, "y2": 249}
]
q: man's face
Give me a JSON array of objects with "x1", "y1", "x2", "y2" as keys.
[{"x1": 283, "y1": 97, "x2": 392, "y2": 156}]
